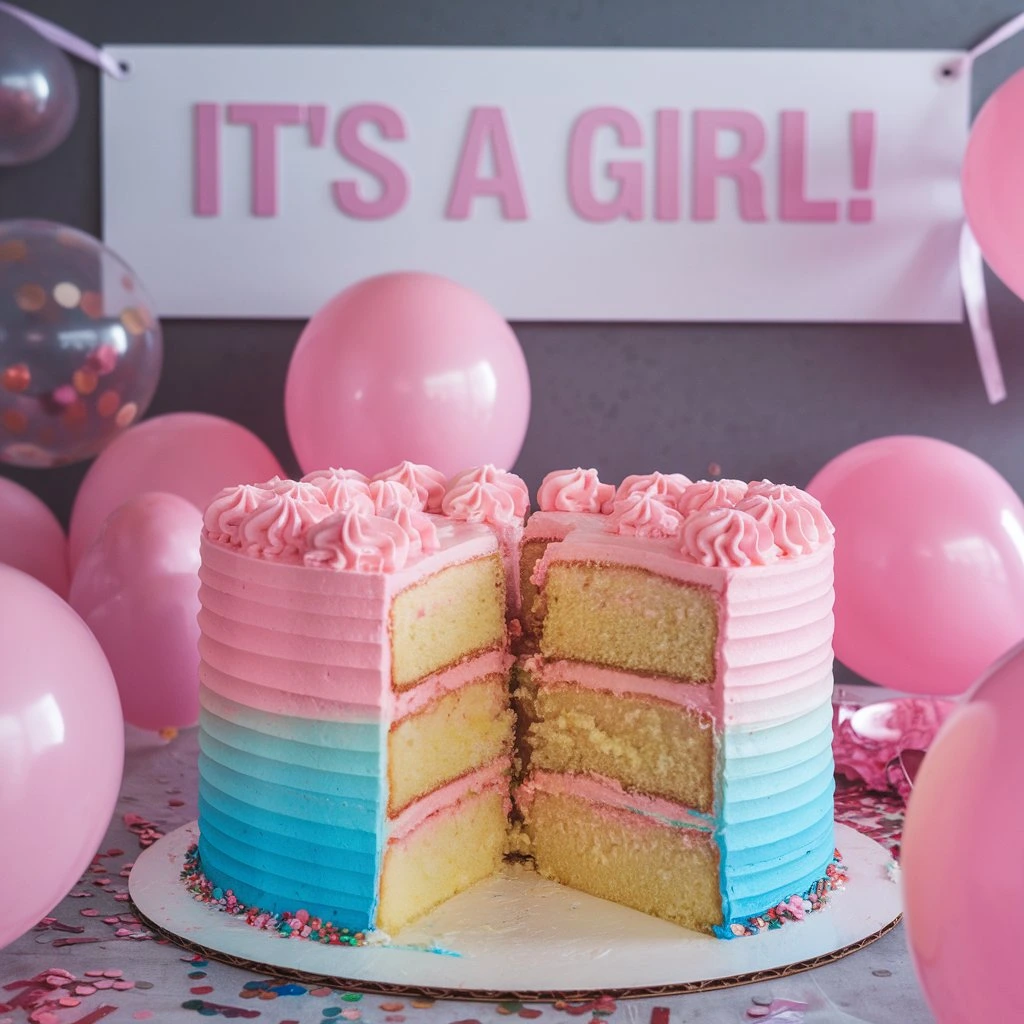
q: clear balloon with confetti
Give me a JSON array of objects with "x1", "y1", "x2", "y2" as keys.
[{"x1": 0, "y1": 220, "x2": 163, "y2": 467}]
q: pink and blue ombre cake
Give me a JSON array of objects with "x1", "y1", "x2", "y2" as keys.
[{"x1": 191, "y1": 464, "x2": 841, "y2": 941}]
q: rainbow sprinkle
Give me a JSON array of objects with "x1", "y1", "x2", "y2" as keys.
[
  {"x1": 719, "y1": 848, "x2": 848, "y2": 939},
  {"x1": 180, "y1": 844, "x2": 372, "y2": 947}
]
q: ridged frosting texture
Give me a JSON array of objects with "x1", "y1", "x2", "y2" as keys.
[
  {"x1": 537, "y1": 468, "x2": 615, "y2": 514},
  {"x1": 675, "y1": 479, "x2": 747, "y2": 516},
  {"x1": 304, "y1": 511, "x2": 411, "y2": 573},
  {"x1": 713, "y1": 540, "x2": 836, "y2": 932}
]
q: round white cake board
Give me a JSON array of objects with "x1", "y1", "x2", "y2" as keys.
[{"x1": 129, "y1": 822, "x2": 900, "y2": 1000}]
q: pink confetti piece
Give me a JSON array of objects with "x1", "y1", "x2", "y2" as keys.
[
  {"x1": 106, "y1": 849, "x2": 124, "y2": 857},
  {"x1": 111, "y1": 983, "x2": 133, "y2": 992},
  {"x1": 84, "y1": 971, "x2": 105, "y2": 978},
  {"x1": 58, "y1": 999, "x2": 81, "y2": 1008},
  {"x1": 113, "y1": 894, "x2": 130, "y2": 902},
  {"x1": 80, "y1": 910, "x2": 99, "y2": 918},
  {"x1": 93, "y1": 981, "x2": 114, "y2": 991},
  {"x1": 93, "y1": 879, "x2": 111, "y2": 887},
  {"x1": 114, "y1": 929, "x2": 131, "y2": 938},
  {"x1": 133, "y1": 1013, "x2": 154, "y2": 1021},
  {"x1": 101, "y1": 971, "x2": 122, "y2": 980},
  {"x1": 103, "y1": 918, "x2": 119, "y2": 925},
  {"x1": 74, "y1": 987, "x2": 97, "y2": 997}
]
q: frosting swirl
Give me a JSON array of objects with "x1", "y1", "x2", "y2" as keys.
[
  {"x1": 372, "y1": 461, "x2": 447, "y2": 513},
  {"x1": 301, "y1": 467, "x2": 369, "y2": 486},
  {"x1": 204, "y1": 483, "x2": 272, "y2": 545},
  {"x1": 367, "y1": 479, "x2": 418, "y2": 513},
  {"x1": 745, "y1": 480, "x2": 835, "y2": 533},
  {"x1": 446, "y1": 465, "x2": 529, "y2": 518},
  {"x1": 735, "y1": 493, "x2": 832, "y2": 556},
  {"x1": 264, "y1": 478, "x2": 330, "y2": 505},
  {"x1": 679, "y1": 507, "x2": 780, "y2": 568},
  {"x1": 378, "y1": 503, "x2": 441, "y2": 559},
  {"x1": 442, "y1": 479, "x2": 521, "y2": 526},
  {"x1": 615, "y1": 472, "x2": 693, "y2": 505},
  {"x1": 237, "y1": 492, "x2": 331, "y2": 560},
  {"x1": 316, "y1": 478, "x2": 374, "y2": 515},
  {"x1": 303, "y1": 511, "x2": 410, "y2": 573},
  {"x1": 675, "y1": 479, "x2": 747, "y2": 516},
  {"x1": 606, "y1": 493, "x2": 684, "y2": 539},
  {"x1": 537, "y1": 467, "x2": 615, "y2": 514}
]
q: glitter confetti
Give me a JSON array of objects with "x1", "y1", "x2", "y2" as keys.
[
  {"x1": 53, "y1": 282, "x2": 82, "y2": 308},
  {"x1": 14, "y1": 282, "x2": 46, "y2": 312}
]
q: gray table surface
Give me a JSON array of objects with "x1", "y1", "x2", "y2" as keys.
[{"x1": 0, "y1": 728, "x2": 934, "y2": 1024}]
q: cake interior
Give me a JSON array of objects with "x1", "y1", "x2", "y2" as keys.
[{"x1": 538, "y1": 563, "x2": 719, "y2": 683}]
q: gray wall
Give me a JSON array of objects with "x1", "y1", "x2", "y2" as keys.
[{"x1": 5, "y1": 0, "x2": 1024, "y2": 688}]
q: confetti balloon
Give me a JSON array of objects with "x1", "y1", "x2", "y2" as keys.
[
  {"x1": 0, "y1": 9, "x2": 78, "y2": 166},
  {"x1": 902, "y1": 641, "x2": 1024, "y2": 1022},
  {"x1": 285, "y1": 272, "x2": 531, "y2": 477},
  {"x1": 0, "y1": 564, "x2": 123, "y2": 949},
  {"x1": 0, "y1": 220, "x2": 163, "y2": 468}
]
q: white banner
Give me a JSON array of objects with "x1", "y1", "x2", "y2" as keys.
[{"x1": 101, "y1": 46, "x2": 968, "y2": 322}]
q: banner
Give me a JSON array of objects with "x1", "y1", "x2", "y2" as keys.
[{"x1": 101, "y1": 46, "x2": 968, "y2": 321}]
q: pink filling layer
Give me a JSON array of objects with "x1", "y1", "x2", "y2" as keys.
[
  {"x1": 516, "y1": 769, "x2": 712, "y2": 831},
  {"x1": 387, "y1": 757, "x2": 512, "y2": 842},
  {"x1": 392, "y1": 650, "x2": 514, "y2": 719},
  {"x1": 525, "y1": 657, "x2": 715, "y2": 716}
]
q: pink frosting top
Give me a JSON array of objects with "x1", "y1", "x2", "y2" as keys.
[
  {"x1": 735, "y1": 492, "x2": 832, "y2": 556},
  {"x1": 615, "y1": 471, "x2": 693, "y2": 504},
  {"x1": 537, "y1": 468, "x2": 615, "y2": 514},
  {"x1": 367, "y1": 479, "x2": 418, "y2": 513},
  {"x1": 303, "y1": 510, "x2": 411, "y2": 573},
  {"x1": 446, "y1": 465, "x2": 530, "y2": 518},
  {"x1": 675, "y1": 479, "x2": 747, "y2": 516},
  {"x1": 372, "y1": 461, "x2": 447, "y2": 513},
  {"x1": 606, "y1": 493, "x2": 684, "y2": 539},
  {"x1": 236, "y1": 491, "x2": 332, "y2": 561},
  {"x1": 679, "y1": 507, "x2": 780, "y2": 568},
  {"x1": 378, "y1": 504, "x2": 440, "y2": 559},
  {"x1": 203, "y1": 483, "x2": 272, "y2": 545}
]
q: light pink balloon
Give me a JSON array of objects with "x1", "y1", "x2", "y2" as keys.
[
  {"x1": 902, "y1": 641, "x2": 1024, "y2": 1022},
  {"x1": 963, "y1": 67, "x2": 1024, "y2": 302},
  {"x1": 69, "y1": 412, "x2": 282, "y2": 571},
  {"x1": 0, "y1": 564, "x2": 123, "y2": 949},
  {"x1": 0, "y1": 476, "x2": 68, "y2": 596},
  {"x1": 807, "y1": 435, "x2": 1024, "y2": 695},
  {"x1": 70, "y1": 493, "x2": 202, "y2": 731},
  {"x1": 285, "y1": 272, "x2": 531, "y2": 477}
]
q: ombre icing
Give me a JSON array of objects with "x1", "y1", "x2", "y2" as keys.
[
  {"x1": 372, "y1": 461, "x2": 447, "y2": 513},
  {"x1": 537, "y1": 467, "x2": 615, "y2": 514}
]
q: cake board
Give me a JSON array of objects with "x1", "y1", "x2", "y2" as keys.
[{"x1": 129, "y1": 822, "x2": 901, "y2": 1001}]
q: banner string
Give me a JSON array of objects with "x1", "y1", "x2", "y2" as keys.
[{"x1": 0, "y1": 2, "x2": 126, "y2": 79}]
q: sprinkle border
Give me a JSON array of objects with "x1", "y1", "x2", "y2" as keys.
[
  {"x1": 180, "y1": 844, "x2": 373, "y2": 947},
  {"x1": 182, "y1": 842, "x2": 846, "y2": 946},
  {"x1": 714, "y1": 848, "x2": 848, "y2": 939}
]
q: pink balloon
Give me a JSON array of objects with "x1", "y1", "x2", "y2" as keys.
[
  {"x1": 0, "y1": 476, "x2": 68, "y2": 596},
  {"x1": 963, "y1": 68, "x2": 1024, "y2": 302},
  {"x1": 70, "y1": 493, "x2": 202, "y2": 731},
  {"x1": 807, "y1": 435, "x2": 1024, "y2": 695},
  {"x1": 69, "y1": 412, "x2": 282, "y2": 571},
  {"x1": 902, "y1": 642, "x2": 1024, "y2": 1022},
  {"x1": 0, "y1": 564, "x2": 123, "y2": 949},
  {"x1": 285, "y1": 272, "x2": 531, "y2": 477}
]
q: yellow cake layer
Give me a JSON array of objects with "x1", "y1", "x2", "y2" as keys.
[
  {"x1": 523, "y1": 788, "x2": 723, "y2": 932},
  {"x1": 527, "y1": 685, "x2": 715, "y2": 812},
  {"x1": 390, "y1": 554, "x2": 506, "y2": 689},
  {"x1": 539, "y1": 563, "x2": 718, "y2": 683},
  {"x1": 519, "y1": 539, "x2": 549, "y2": 641},
  {"x1": 388, "y1": 675, "x2": 514, "y2": 815},
  {"x1": 377, "y1": 789, "x2": 507, "y2": 934}
]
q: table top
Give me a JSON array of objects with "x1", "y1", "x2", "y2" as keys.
[{"x1": 1, "y1": 728, "x2": 934, "y2": 1024}]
